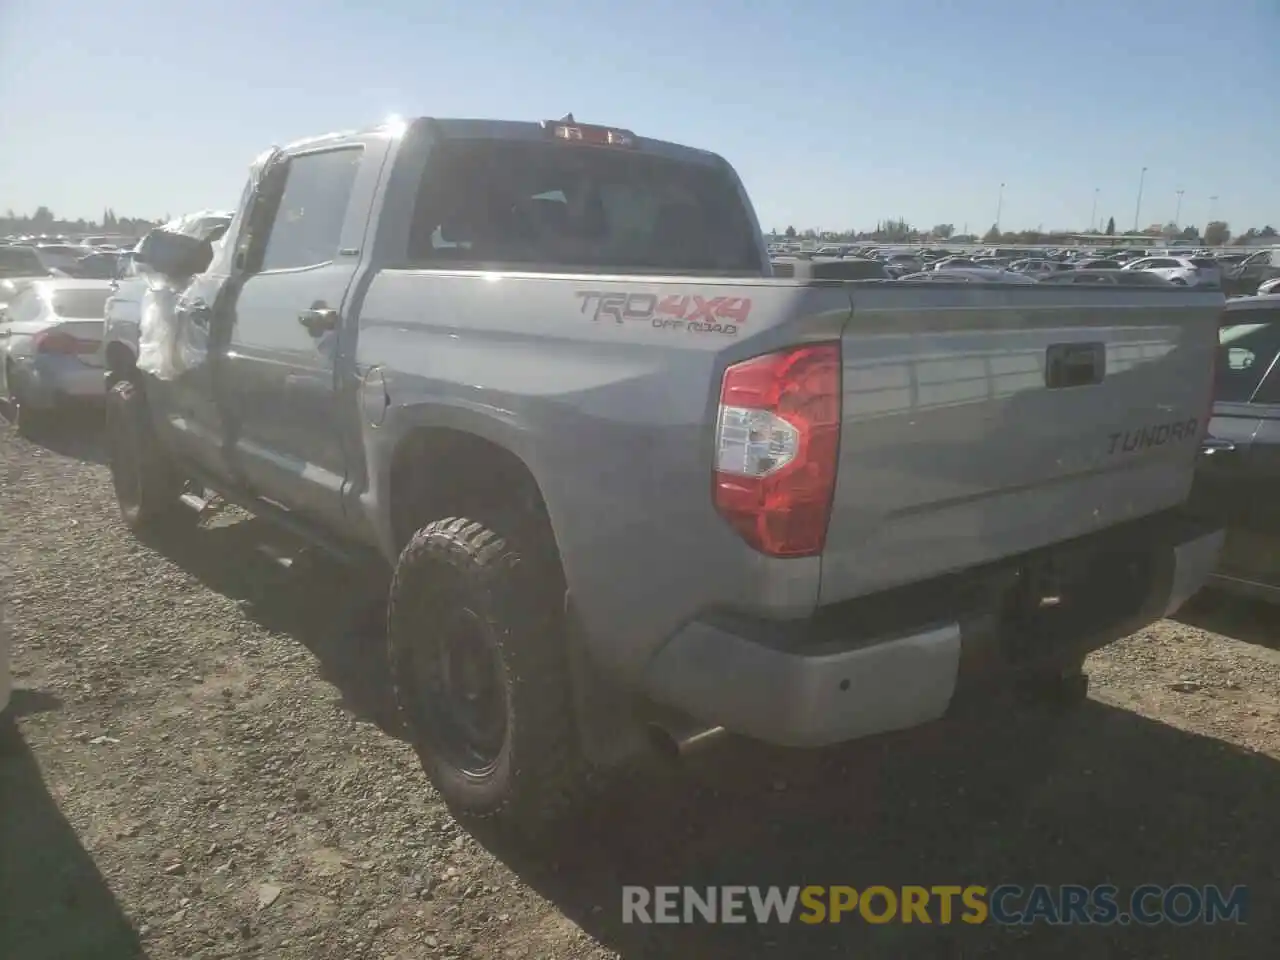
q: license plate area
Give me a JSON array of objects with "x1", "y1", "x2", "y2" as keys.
[{"x1": 999, "y1": 540, "x2": 1154, "y2": 663}]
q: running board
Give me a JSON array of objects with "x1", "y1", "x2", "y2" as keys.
[{"x1": 176, "y1": 462, "x2": 382, "y2": 571}]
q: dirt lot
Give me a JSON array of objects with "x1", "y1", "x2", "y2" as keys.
[{"x1": 1, "y1": 418, "x2": 1278, "y2": 959}]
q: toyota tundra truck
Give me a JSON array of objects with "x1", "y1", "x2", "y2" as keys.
[{"x1": 104, "y1": 115, "x2": 1225, "y2": 828}]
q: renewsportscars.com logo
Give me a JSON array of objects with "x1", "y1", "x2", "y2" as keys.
[{"x1": 621, "y1": 884, "x2": 1250, "y2": 926}]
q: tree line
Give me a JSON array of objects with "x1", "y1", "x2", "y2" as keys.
[
  {"x1": 774, "y1": 220, "x2": 1277, "y2": 247},
  {"x1": 1, "y1": 207, "x2": 163, "y2": 239}
]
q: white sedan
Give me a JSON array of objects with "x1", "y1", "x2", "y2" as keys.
[
  {"x1": 1, "y1": 278, "x2": 112, "y2": 433},
  {"x1": 1123, "y1": 256, "x2": 1223, "y2": 288}
]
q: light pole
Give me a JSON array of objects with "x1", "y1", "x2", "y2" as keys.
[
  {"x1": 995, "y1": 182, "x2": 1005, "y2": 233},
  {"x1": 1132, "y1": 166, "x2": 1147, "y2": 233},
  {"x1": 1208, "y1": 195, "x2": 1218, "y2": 225},
  {"x1": 1090, "y1": 188, "x2": 1099, "y2": 231},
  {"x1": 1174, "y1": 189, "x2": 1185, "y2": 229}
]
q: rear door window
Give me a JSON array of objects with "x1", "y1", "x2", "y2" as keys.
[
  {"x1": 1217, "y1": 310, "x2": 1280, "y2": 402},
  {"x1": 407, "y1": 138, "x2": 761, "y2": 274}
]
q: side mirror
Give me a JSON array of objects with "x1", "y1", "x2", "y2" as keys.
[{"x1": 135, "y1": 229, "x2": 214, "y2": 279}]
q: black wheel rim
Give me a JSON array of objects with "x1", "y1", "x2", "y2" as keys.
[
  {"x1": 108, "y1": 404, "x2": 143, "y2": 514},
  {"x1": 402, "y1": 577, "x2": 509, "y2": 778}
]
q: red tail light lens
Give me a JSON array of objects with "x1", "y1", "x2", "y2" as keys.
[
  {"x1": 34, "y1": 330, "x2": 96, "y2": 355},
  {"x1": 713, "y1": 342, "x2": 842, "y2": 557}
]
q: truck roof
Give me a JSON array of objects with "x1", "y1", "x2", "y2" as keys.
[{"x1": 280, "y1": 117, "x2": 723, "y2": 168}]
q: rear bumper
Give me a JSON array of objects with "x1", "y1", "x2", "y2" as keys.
[
  {"x1": 8, "y1": 356, "x2": 106, "y2": 407},
  {"x1": 643, "y1": 514, "x2": 1223, "y2": 748}
]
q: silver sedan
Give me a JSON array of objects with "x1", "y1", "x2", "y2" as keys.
[{"x1": 1, "y1": 278, "x2": 112, "y2": 432}]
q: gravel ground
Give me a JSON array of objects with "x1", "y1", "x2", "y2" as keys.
[{"x1": 1, "y1": 416, "x2": 1278, "y2": 959}]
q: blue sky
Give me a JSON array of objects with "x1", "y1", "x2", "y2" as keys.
[{"x1": 1, "y1": 0, "x2": 1276, "y2": 234}]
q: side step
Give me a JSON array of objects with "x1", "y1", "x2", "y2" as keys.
[{"x1": 176, "y1": 466, "x2": 383, "y2": 572}]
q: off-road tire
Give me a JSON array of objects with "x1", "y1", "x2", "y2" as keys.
[
  {"x1": 105, "y1": 378, "x2": 192, "y2": 532},
  {"x1": 388, "y1": 516, "x2": 589, "y2": 831}
]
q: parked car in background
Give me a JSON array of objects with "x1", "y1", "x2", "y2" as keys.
[
  {"x1": 771, "y1": 257, "x2": 890, "y2": 280},
  {"x1": 1188, "y1": 295, "x2": 1280, "y2": 602},
  {"x1": 1039, "y1": 269, "x2": 1174, "y2": 286},
  {"x1": 1123, "y1": 256, "x2": 1222, "y2": 288},
  {"x1": 31, "y1": 243, "x2": 91, "y2": 273},
  {"x1": 1256, "y1": 277, "x2": 1280, "y2": 296},
  {"x1": 1225, "y1": 247, "x2": 1280, "y2": 295},
  {"x1": 0, "y1": 244, "x2": 54, "y2": 279},
  {"x1": 884, "y1": 253, "x2": 924, "y2": 273},
  {"x1": 1, "y1": 278, "x2": 113, "y2": 435},
  {"x1": 898, "y1": 267, "x2": 1039, "y2": 283},
  {"x1": 69, "y1": 251, "x2": 123, "y2": 280},
  {"x1": 930, "y1": 256, "x2": 979, "y2": 270}
]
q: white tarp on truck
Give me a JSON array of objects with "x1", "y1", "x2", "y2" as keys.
[{"x1": 135, "y1": 147, "x2": 276, "y2": 380}]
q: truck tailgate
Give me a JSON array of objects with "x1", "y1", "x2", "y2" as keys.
[{"x1": 819, "y1": 284, "x2": 1223, "y2": 605}]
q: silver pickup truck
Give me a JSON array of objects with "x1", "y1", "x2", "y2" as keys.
[{"x1": 103, "y1": 115, "x2": 1225, "y2": 829}]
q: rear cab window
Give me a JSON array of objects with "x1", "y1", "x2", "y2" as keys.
[
  {"x1": 406, "y1": 133, "x2": 762, "y2": 275},
  {"x1": 1217, "y1": 307, "x2": 1280, "y2": 402}
]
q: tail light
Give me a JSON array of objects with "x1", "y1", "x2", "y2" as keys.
[
  {"x1": 713, "y1": 342, "x2": 842, "y2": 557},
  {"x1": 34, "y1": 330, "x2": 97, "y2": 355}
]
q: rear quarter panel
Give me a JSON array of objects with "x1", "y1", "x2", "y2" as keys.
[{"x1": 353, "y1": 271, "x2": 851, "y2": 675}]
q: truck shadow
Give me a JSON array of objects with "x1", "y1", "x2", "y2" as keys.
[
  {"x1": 1, "y1": 403, "x2": 108, "y2": 466},
  {"x1": 480, "y1": 697, "x2": 1276, "y2": 958},
  {"x1": 0, "y1": 720, "x2": 146, "y2": 960},
  {"x1": 1174, "y1": 591, "x2": 1280, "y2": 653},
  {"x1": 138, "y1": 517, "x2": 1276, "y2": 957},
  {"x1": 141, "y1": 516, "x2": 400, "y2": 735}
]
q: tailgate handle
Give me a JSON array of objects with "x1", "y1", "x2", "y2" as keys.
[{"x1": 1045, "y1": 342, "x2": 1105, "y2": 389}]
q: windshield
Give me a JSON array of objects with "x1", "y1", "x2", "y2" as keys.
[
  {"x1": 1217, "y1": 312, "x2": 1280, "y2": 402},
  {"x1": 407, "y1": 138, "x2": 762, "y2": 274},
  {"x1": 50, "y1": 288, "x2": 111, "y2": 319}
]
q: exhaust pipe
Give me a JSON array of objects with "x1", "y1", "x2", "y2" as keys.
[{"x1": 648, "y1": 722, "x2": 728, "y2": 760}]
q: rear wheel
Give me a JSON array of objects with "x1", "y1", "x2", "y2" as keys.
[
  {"x1": 388, "y1": 515, "x2": 589, "y2": 831},
  {"x1": 105, "y1": 379, "x2": 192, "y2": 532}
]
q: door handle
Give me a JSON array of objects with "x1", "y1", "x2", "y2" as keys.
[
  {"x1": 182, "y1": 301, "x2": 213, "y2": 329},
  {"x1": 298, "y1": 307, "x2": 339, "y2": 334}
]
